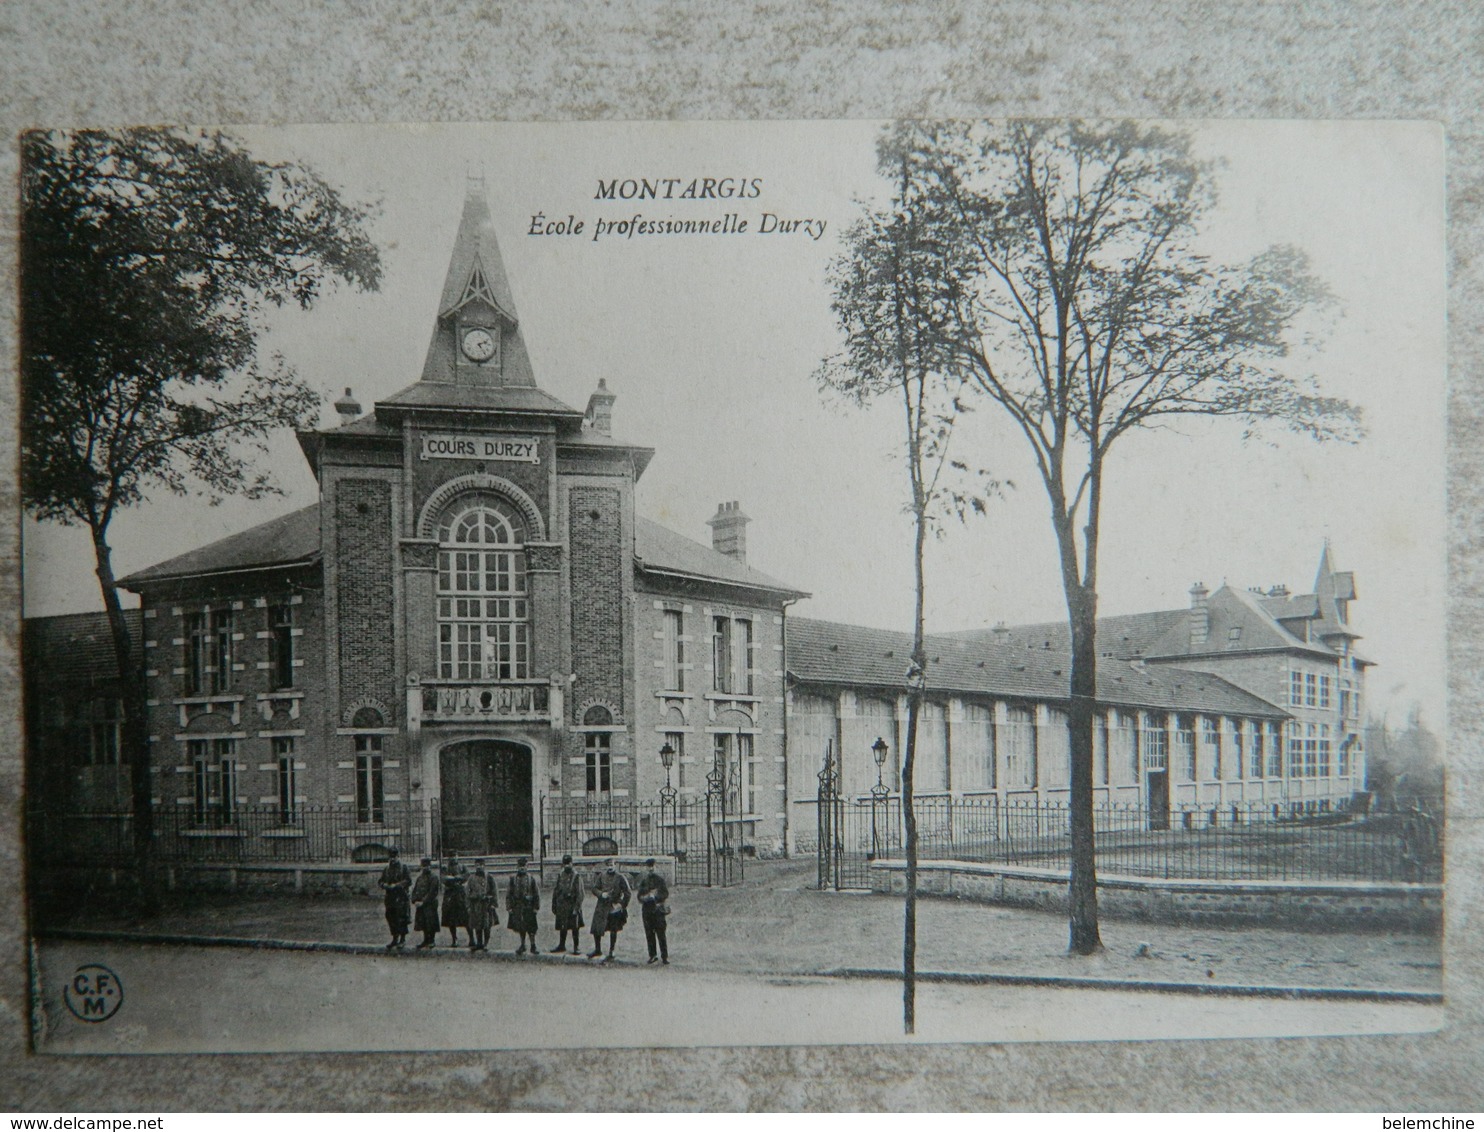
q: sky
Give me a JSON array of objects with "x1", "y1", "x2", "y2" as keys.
[{"x1": 21, "y1": 121, "x2": 1447, "y2": 728}]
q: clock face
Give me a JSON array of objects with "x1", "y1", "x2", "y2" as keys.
[{"x1": 461, "y1": 326, "x2": 496, "y2": 362}]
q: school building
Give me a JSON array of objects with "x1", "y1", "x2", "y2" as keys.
[{"x1": 23, "y1": 187, "x2": 1371, "y2": 864}]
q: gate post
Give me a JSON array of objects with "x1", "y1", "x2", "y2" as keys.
[{"x1": 817, "y1": 741, "x2": 840, "y2": 890}]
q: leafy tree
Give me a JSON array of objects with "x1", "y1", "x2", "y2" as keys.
[
  {"x1": 21, "y1": 128, "x2": 381, "y2": 882},
  {"x1": 863, "y1": 120, "x2": 1360, "y2": 954},
  {"x1": 818, "y1": 150, "x2": 993, "y2": 1032},
  {"x1": 1365, "y1": 708, "x2": 1444, "y2": 811}
]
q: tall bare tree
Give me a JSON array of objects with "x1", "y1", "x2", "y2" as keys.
[
  {"x1": 21, "y1": 128, "x2": 381, "y2": 887},
  {"x1": 875, "y1": 119, "x2": 1360, "y2": 954},
  {"x1": 818, "y1": 143, "x2": 992, "y2": 1032}
]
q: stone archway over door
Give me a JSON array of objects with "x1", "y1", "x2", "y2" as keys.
[{"x1": 440, "y1": 740, "x2": 532, "y2": 854}]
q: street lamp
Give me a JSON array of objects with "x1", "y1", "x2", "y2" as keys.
[
  {"x1": 870, "y1": 736, "x2": 890, "y2": 859},
  {"x1": 658, "y1": 741, "x2": 678, "y2": 858}
]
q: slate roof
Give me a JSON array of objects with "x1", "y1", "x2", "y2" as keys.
[
  {"x1": 419, "y1": 190, "x2": 541, "y2": 389},
  {"x1": 377, "y1": 381, "x2": 582, "y2": 418},
  {"x1": 634, "y1": 517, "x2": 807, "y2": 598},
  {"x1": 119, "y1": 503, "x2": 321, "y2": 586},
  {"x1": 945, "y1": 609, "x2": 1188, "y2": 661},
  {"x1": 1144, "y1": 584, "x2": 1337, "y2": 660},
  {"x1": 24, "y1": 609, "x2": 142, "y2": 686},
  {"x1": 788, "y1": 616, "x2": 1286, "y2": 718}
]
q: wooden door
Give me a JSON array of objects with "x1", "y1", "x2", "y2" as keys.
[{"x1": 440, "y1": 741, "x2": 533, "y2": 854}]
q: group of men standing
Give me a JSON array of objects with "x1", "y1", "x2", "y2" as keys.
[{"x1": 377, "y1": 850, "x2": 671, "y2": 964}]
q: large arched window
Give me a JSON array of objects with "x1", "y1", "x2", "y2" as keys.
[{"x1": 436, "y1": 494, "x2": 530, "y2": 680}]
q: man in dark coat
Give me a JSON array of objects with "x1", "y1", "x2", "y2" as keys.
[
  {"x1": 587, "y1": 858, "x2": 631, "y2": 961},
  {"x1": 637, "y1": 857, "x2": 670, "y2": 965},
  {"x1": 411, "y1": 857, "x2": 440, "y2": 949},
  {"x1": 377, "y1": 848, "x2": 412, "y2": 950},
  {"x1": 550, "y1": 853, "x2": 585, "y2": 953},
  {"x1": 465, "y1": 858, "x2": 495, "y2": 952},
  {"x1": 506, "y1": 856, "x2": 541, "y2": 954},
  {"x1": 441, "y1": 858, "x2": 469, "y2": 946}
]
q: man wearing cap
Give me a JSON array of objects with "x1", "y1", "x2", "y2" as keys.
[
  {"x1": 506, "y1": 856, "x2": 541, "y2": 955},
  {"x1": 550, "y1": 853, "x2": 585, "y2": 953},
  {"x1": 587, "y1": 858, "x2": 631, "y2": 961},
  {"x1": 377, "y1": 847, "x2": 412, "y2": 951},
  {"x1": 465, "y1": 858, "x2": 495, "y2": 952},
  {"x1": 637, "y1": 857, "x2": 670, "y2": 965},
  {"x1": 410, "y1": 857, "x2": 440, "y2": 949}
]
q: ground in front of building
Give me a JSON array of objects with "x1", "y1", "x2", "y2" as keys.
[{"x1": 34, "y1": 858, "x2": 1443, "y2": 993}]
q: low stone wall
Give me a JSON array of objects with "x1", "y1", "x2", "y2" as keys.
[{"x1": 869, "y1": 859, "x2": 1443, "y2": 932}]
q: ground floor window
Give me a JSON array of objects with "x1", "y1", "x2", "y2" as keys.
[
  {"x1": 355, "y1": 735, "x2": 384, "y2": 823},
  {"x1": 585, "y1": 731, "x2": 612, "y2": 800},
  {"x1": 190, "y1": 738, "x2": 237, "y2": 826},
  {"x1": 1002, "y1": 705, "x2": 1037, "y2": 789},
  {"x1": 273, "y1": 736, "x2": 298, "y2": 824}
]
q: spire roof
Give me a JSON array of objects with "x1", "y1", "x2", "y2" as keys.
[{"x1": 415, "y1": 187, "x2": 539, "y2": 389}]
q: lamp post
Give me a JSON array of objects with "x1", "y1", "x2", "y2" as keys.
[
  {"x1": 658, "y1": 741, "x2": 677, "y2": 860},
  {"x1": 870, "y1": 736, "x2": 890, "y2": 859}
]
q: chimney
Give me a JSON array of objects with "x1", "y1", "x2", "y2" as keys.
[
  {"x1": 1189, "y1": 582, "x2": 1209, "y2": 648},
  {"x1": 334, "y1": 387, "x2": 362, "y2": 425},
  {"x1": 585, "y1": 378, "x2": 616, "y2": 436},
  {"x1": 991, "y1": 621, "x2": 1011, "y2": 641},
  {"x1": 707, "y1": 500, "x2": 750, "y2": 563}
]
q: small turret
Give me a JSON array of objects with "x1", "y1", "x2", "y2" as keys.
[{"x1": 585, "y1": 379, "x2": 617, "y2": 436}]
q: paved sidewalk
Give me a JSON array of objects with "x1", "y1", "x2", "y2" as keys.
[{"x1": 36, "y1": 858, "x2": 1443, "y2": 993}]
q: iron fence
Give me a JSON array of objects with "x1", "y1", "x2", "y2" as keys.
[
  {"x1": 817, "y1": 794, "x2": 1444, "y2": 890},
  {"x1": 540, "y1": 795, "x2": 746, "y2": 887},
  {"x1": 27, "y1": 802, "x2": 439, "y2": 868}
]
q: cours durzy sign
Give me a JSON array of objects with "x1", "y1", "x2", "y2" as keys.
[{"x1": 420, "y1": 434, "x2": 541, "y2": 463}]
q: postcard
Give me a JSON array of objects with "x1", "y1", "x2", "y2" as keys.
[{"x1": 19, "y1": 120, "x2": 1445, "y2": 1053}]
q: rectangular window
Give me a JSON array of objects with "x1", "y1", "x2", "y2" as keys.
[
  {"x1": 585, "y1": 731, "x2": 612, "y2": 799},
  {"x1": 186, "y1": 613, "x2": 209, "y2": 695},
  {"x1": 273, "y1": 736, "x2": 298, "y2": 823},
  {"x1": 662, "y1": 609, "x2": 685, "y2": 692},
  {"x1": 355, "y1": 735, "x2": 384, "y2": 823},
  {"x1": 1003, "y1": 705, "x2": 1037, "y2": 788},
  {"x1": 740, "y1": 733, "x2": 757, "y2": 814},
  {"x1": 1095, "y1": 714, "x2": 1109, "y2": 786},
  {"x1": 1267, "y1": 726, "x2": 1283, "y2": 778},
  {"x1": 1230, "y1": 720, "x2": 1244, "y2": 780},
  {"x1": 1304, "y1": 671, "x2": 1318, "y2": 708},
  {"x1": 1203, "y1": 717, "x2": 1222, "y2": 780},
  {"x1": 88, "y1": 698, "x2": 123, "y2": 765},
  {"x1": 1121, "y1": 712, "x2": 1140, "y2": 781},
  {"x1": 1289, "y1": 669, "x2": 1304, "y2": 708},
  {"x1": 711, "y1": 616, "x2": 732, "y2": 693},
  {"x1": 736, "y1": 618, "x2": 755, "y2": 695},
  {"x1": 1338, "y1": 733, "x2": 1352, "y2": 777},
  {"x1": 211, "y1": 610, "x2": 235, "y2": 693},
  {"x1": 1318, "y1": 724, "x2": 1332, "y2": 777},
  {"x1": 1145, "y1": 718, "x2": 1169, "y2": 777},
  {"x1": 215, "y1": 739, "x2": 238, "y2": 823},
  {"x1": 1247, "y1": 722, "x2": 1264, "y2": 779},
  {"x1": 1173, "y1": 716, "x2": 1194, "y2": 780},
  {"x1": 964, "y1": 704, "x2": 996, "y2": 791},
  {"x1": 436, "y1": 545, "x2": 530, "y2": 681},
  {"x1": 269, "y1": 604, "x2": 295, "y2": 691},
  {"x1": 189, "y1": 739, "x2": 211, "y2": 824},
  {"x1": 1318, "y1": 673, "x2": 1333, "y2": 709}
]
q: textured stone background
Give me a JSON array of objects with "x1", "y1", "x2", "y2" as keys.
[{"x1": 1, "y1": 0, "x2": 1481, "y2": 1111}]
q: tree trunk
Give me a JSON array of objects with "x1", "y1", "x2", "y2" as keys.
[
  {"x1": 90, "y1": 522, "x2": 155, "y2": 908},
  {"x1": 901, "y1": 488, "x2": 928, "y2": 1035},
  {"x1": 1065, "y1": 581, "x2": 1102, "y2": 955}
]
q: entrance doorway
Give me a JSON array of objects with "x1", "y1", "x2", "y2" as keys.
[
  {"x1": 1146, "y1": 769, "x2": 1170, "y2": 831},
  {"x1": 439, "y1": 740, "x2": 533, "y2": 855}
]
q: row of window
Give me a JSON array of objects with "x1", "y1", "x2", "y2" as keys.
[
  {"x1": 661, "y1": 609, "x2": 758, "y2": 695},
  {"x1": 181, "y1": 605, "x2": 296, "y2": 696},
  {"x1": 185, "y1": 734, "x2": 385, "y2": 827},
  {"x1": 584, "y1": 730, "x2": 764, "y2": 813},
  {"x1": 1287, "y1": 668, "x2": 1362, "y2": 716}
]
